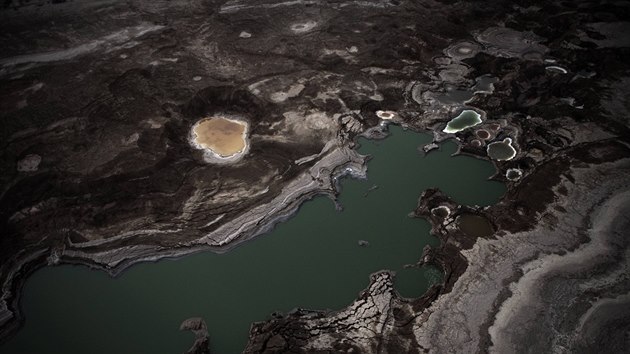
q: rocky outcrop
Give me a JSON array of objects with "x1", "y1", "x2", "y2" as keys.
[
  {"x1": 180, "y1": 317, "x2": 210, "y2": 354},
  {"x1": 415, "y1": 143, "x2": 630, "y2": 353},
  {"x1": 242, "y1": 141, "x2": 630, "y2": 353},
  {"x1": 245, "y1": 271, "x2": 427, "y2": 353}
]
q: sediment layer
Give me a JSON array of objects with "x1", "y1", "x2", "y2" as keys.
[{"x1": 243, "y1": 139, "x2": 630, "y2": 354}]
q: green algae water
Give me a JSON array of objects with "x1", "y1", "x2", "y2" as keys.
[
  {"x1": 1, "y1": 126, "x2": 505, "y2": 354},
  {"x1": 442, "y1": 110, "x2": 482, "y2": 133}
]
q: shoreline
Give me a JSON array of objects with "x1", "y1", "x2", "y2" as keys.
[
  {"x1": 242, "y1": 139, "x2": 630, "y2": 353},
  {"x1": 411, "y1": 143, "x2": 630, "y2": 352},
  {"x1": 2, "y1": 126, "x2": 627, "y2": 352},
  {"x1": 0, "y1": 122, "x2": 434, "y2": 344},
  {"x1": 0, "y1": 134, "x2": 370, "y2": 343}
]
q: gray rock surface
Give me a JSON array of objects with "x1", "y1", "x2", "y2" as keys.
[{"x1": 180, "y1": 317, "x2": 210, "y2": 354}]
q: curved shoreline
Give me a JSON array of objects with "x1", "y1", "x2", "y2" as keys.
[
  {"x1": 2, "y1": 134, "x2": 628, "y2": 352},
  {"x1": 242, "y1": 139, "x2": 630, "y2": 353},
  {"x1": 412, "y1": 144, "x2": 630, "y2": 353},
  {"x1": 0, "y1": 136, "x2": 369, "y2": 343}
]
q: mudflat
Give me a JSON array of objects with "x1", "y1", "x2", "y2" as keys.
[{"x1": 192, "y1": 117, "x2": 247, "y2": 157}]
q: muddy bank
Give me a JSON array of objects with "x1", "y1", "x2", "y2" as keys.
[
  {"x1": 243, "y1": 136, "x2": 630, "y2": 354},
  {"x1": 0, "y1": 139, "x2": 368, "y2": 339}
]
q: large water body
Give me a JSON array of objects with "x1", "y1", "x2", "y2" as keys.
[{"x1": 1, "y1": 126, "x2": 505, "y2": 354}]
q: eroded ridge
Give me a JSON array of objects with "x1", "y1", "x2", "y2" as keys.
[
  {"x1": 241, "y1": 141, "x2": 630, "y2": 353},
  {"x1": 415, "y1": 143, "x2": 630, "y2": 352},
  {"x1": 245, "y1": 271, "x2": 426, "y2": 353}
]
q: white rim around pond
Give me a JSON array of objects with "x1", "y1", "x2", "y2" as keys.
[{"x1": 190, "y1": 116, "x2": 250, "y2": 164}]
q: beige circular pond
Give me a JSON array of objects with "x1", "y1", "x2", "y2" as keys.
[{"x1": 190, "y1": 116, "x2": 249, "y2": 163}]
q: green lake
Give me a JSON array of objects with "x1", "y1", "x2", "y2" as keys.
[{"x1": 1, "y1": 126, "x2": 505, "y2": 354}]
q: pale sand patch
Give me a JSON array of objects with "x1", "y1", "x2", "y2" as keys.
[{"x1": 191, "y1": 117, "x2": 249, "y2": 163}]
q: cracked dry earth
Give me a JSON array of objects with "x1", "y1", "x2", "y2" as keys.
[
  {"x1": 245, "y1": 142, "x2": 630, "y2": 353},
  {"x1": 2, "y1": 0, "x2": 630, "y2": 353},
  {"x1": 246, "y1": 272, "x2": 399, "y2": 353}
]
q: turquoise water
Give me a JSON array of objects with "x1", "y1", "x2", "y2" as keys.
[
  {"x1": 1, "y1": 126, "x2": 505, "y2": 354},
  {"x1": 443, "y1": 110, "x2": 482, "y2": 133}
]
